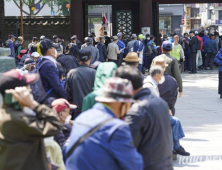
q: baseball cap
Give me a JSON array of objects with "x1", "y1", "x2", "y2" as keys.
[
  {"x1": 40, "y1": 39, "x2": 57, "y2": 53},
  {"x1": 124, "y1": 52, "x2": 139, "y2": 62},
  {"x1": 71, "y1": 35, "x2": 77, "y2": 40},
  {"x1": 162, "y1": 41, "x2": 172, "y2": 50},
  {"x1": 95, "y1": 77, "x2": 135, "y2": 103},
  {"x1": 10, "y1": 35, "x2": 16, "y2": 38},
  {"x1": 78, "y1": 48, "x2": 91, "y2": 62},
  {"x1": 51, "y1": 98, "x2": 77, "y2": 112},
  {"x1": 113, "y1": 36, "x2": 118, "y2": 40},
  {"x1": 0, "y1": 69, "x2": 39, "y2": 95},
  {"x1": 138, "y1": 34, "x2": 145, "y2": 39},
  {"x1": 86, "y1": 37, "x2": 93, "y2": 44},
  {"x1": 131, "y1": 34, "x2": 137, "y2": 39},
  {"x1": 24, "y1": 58, "x2": 36, "y2": 65},
  {"x1": 31, "y1": 52, "x2": 40, "y2": 58},
  {"x1": 195, "y1": 31, "x2": 199, "y2": 35},
  {"x1": 40, "y1": 35, "x2": 45, "y2": 40}
]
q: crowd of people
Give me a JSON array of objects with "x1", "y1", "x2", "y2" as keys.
[{"x1": 0, "y1": 29, "x2": 222, "y2": 170}]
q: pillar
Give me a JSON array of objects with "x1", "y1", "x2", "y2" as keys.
[
  {"x1": 139, "y1": 0, "x2": 153, "y2": 34},
  {"x1": 70, "y1": 0, "x2": 84, "y2": 41}
]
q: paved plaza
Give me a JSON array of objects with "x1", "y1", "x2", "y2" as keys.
[{"x1": 173, "y1": 70, "x2": 222, "y2": 170}]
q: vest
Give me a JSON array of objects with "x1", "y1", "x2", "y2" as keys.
[
  {"x1": 36, "y1": 43, "x2": 42, "y2": 56},
  {"x1": 170, "y1": 43, "x2": 181, "y2": 61}
]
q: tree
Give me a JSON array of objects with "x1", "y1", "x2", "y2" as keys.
[{"x1": 0, "y1": 0, "x2": 4, "y2": 42}]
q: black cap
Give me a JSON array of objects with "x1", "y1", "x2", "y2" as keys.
[
  {"x1": 40, "y1": 39, "x2": 57, "y2": 55},
  {"x1": 189, "y1": 31, "x2": 195, "y2": 34},
  {"x1": 78, "y1": 48, "x2": 91, "y2": 62},
  {"x1": 32, "y1": 37, "x2": 38, "y2": 41},
  {"x1": 24, "y1": 58, "x2": 36, "y2": 65}
]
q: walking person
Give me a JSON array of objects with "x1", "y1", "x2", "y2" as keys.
[
  {"x1": 189, "y1": 31, "x2": 198, "y2": 74},
  {"x1": 214, "y1": 48, "x2": 222, "y2": 98},
  {"x1": 205, "y1": 34, "x2": 218, "y2": 70}
]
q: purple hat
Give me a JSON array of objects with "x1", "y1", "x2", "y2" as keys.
[{"x1": 95, "y1": 77, "x2": 135, "y2": 103}]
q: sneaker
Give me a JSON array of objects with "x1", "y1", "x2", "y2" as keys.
[{"x1": 174, "y1": 146, "x2": 190, "y2": 156}]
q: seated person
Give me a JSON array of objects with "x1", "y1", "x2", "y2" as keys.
[{"x1": 52, "y1": 98, "x2": 76, "y2": 147}]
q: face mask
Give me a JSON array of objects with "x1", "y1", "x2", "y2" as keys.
[
  {"x1": 64, "y1": 115, "x2": 72, "y2": 124},
  {"x1": 54, "y1": 49, "x2": 57, "y2": 58},
  {"x1": 147, "y1": 38, "x2": 150, "y2": 40},
  {"x1": 159, "y1": 76, "x2": 165, "y2": 84}
]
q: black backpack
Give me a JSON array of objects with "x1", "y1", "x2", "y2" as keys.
[{"x1": 196, "y1": 37, "x2": 201, "y2": 51}]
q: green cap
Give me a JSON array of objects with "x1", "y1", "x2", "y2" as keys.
[{"x1": 138, "y1": 34, "x2": 145, "y2": 39}]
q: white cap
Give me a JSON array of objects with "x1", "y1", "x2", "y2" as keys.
[
  {"x1": 31, "y1": 52, "x2": 40, "y2": 58},
  {"x1": 40, "y1": 35, "x2": 45, "y2": 40},
  {"x1": 195, "y1": 31, "x2": 199, "y2": 34}
]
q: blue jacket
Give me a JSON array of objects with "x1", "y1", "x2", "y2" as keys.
[
  {"x1": 64, "y1": 103, "x2": 143, "y2": 170},
  {"x1": 117, "y1": 39, "x2": 126, "y2": 54},
  {"x1": 133, "y1": 40, "x2": 144, "y2": 53},
  {"x1": 5, "y1": 39, "x2": 15, "y2": 57},
  {"x1": 202, "y1": 35, "x2": 209, "y2": 52},
  {"x1": 205, "y1": 39, "x2": 217, "y2": 53},
  {"x1": 214, "y1": 48, "x2": 222, "y2": 72},
  {"x1": 38, "y1": 58, "x2": 68, "y2": 99}
]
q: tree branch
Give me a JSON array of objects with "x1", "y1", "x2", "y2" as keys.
[
  {"x1": 13, "y1": 0, "x2": 30, "y2": 15},
  {"x1": 34, "y1": 2, "x2": 46, "y2": 15}
]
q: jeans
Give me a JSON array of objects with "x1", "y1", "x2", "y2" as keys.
[
  {"x1": 205, "y1": 53, "x2": 215, "y2": 68},
  {"x1": 169, "y1": 116, "x2": 185, "y2": 141},
  {"x1": 117, "y1": 53, "x2": 123, "y2": 67},
  {"x1": 196, "y1": 50, "x2": 203, "y2": 68},
  {"x1": 138, "y1": 64, "x2": 142, "y2": 72}
]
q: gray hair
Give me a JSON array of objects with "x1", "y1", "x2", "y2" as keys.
[{"x1": 150, "y1": 66, "x2": 162, "y2": 77}]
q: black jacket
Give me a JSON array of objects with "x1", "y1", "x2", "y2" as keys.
[
  {"x1": 56, "y1": 54, "x2": 79, "y2": 74},
  {"x1": 125, "y1": 88, "x2": 173, "y2": 170},
  {"x1": 54, "y1": 123, "x2": 72, "y2": 147},
  {"x1": 189, "y1": 36, "x2": 198, "y2": 53},
  {"x1": 65, "y1": 64, "x2": 96, "y2": 111},
  {"x1": 158, "y1": 73, "x2": 178, "y2": 108}
]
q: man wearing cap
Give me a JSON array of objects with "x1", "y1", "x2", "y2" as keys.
[
  {"x1": 15, "y1": 36, "x2": 24, "y2": 59},
  {"x1": 0, "y1": 69, "x2": 61, "y2": 170},
  {"x1": 133, "y1": 34, "x2": 144, "y2": 72},
  {"x1": 28, "y1": 37, "x2": 38, "y2": 54},
  {"x1": 53, "y1": 35, "x2": 62, "y2": 52},
  {"x1": 31, "y1": 51, "x2": 40, "y2": 62},
  {"x1": 154, "y1": 41, "x2": 183, "y2": 98},
  {"x1": 38, "y1": 39, "x2": 68, "y2": 100},
  {"x1": 52, "y1": 98, "x2": 77, "y2": 147},
  {"x1": 5, "y1": 34, "x2": 16, "y2": 58},
  {"x1": 65, "y1": 35, "x2": 79, "y2": 58},
  {"x1": 127, "y1": 34, "x2": 137, "y2": 53},
  {"x1": 20, "y1": 58, "x2": 36, "y2": 72},
  {"x1": 84, "y1": 37, "x2": 100, "y2": 66},
  {"x1": 107, "y1": 36, "x2": 124, "y2": 66},
  {"x1": 64, "y1": 77, "x2": 143, "y2": 170},
  {"x1": 114, "y1": 66, "x2": 173, "y2": 170},
  {"x1": 66, "y1": 48, "x2": 96, "y2": 115},
  {"x1": 117, "y1": 32, "x2": 126, "y2": 66},
  {"x1": 97, "y1": 36, "x2": 107, "y2": 62}
]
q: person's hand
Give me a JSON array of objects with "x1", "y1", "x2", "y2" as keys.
[
  {"x1": 89, "y1": 65, "x2": 94, "y2": 68},
  {"x1": 69, "y1": 120, "x2": 74, "y2": 125},
  {"x1": 58, "y1": 114, "x2": 66, "y2": 124},
  {"x1": 179, "y1": 92, "x2": 183, "y2": 98},
  {"x1": 6, "y1": 87, "x2": 39, "y2": 109},
  {"x1": 169, "y1": 110, "x2": 173, "y2": 116}
]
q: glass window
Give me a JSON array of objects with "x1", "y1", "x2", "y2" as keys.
[
  {"x1": 219, "y1": 10, "x2": 222, "y2": 20},
  {"x1": 191, "y1": 8, "x2": 199, "y2": 18},
  {"x1": 159, "y1": 17, "x2": 171, "y2": 37}
]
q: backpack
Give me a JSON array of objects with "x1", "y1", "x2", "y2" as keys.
[
  {"x1": 30, "y1": 60, "x2": 53, "y2": 103},
  {"x1": 196, "y1": 38, "x2": 201, "y2": 51}
]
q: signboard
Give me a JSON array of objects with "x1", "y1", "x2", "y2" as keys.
[{"x1": 141, "y1": 27, "x2": 150, "y2": 36}]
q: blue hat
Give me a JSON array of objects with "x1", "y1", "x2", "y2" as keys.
[
  {"x1": 10, "y1": 35, "x2": 16, "y2": 38},
  {"x1": 117, "y1": 32, "x2": 122, "y2": 38},
  {"x1": 162, "y1": 41, "x2": 172, "y2": 50}
]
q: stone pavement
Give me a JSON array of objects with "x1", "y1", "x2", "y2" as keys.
[{"x1": 173, "y1": 70, "x2": 222, "y2": 170}]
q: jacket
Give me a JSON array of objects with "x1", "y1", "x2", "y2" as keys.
[
  {"x1": 202, "y1": 35, "x2": 209, "y2": 53},
  {"x1": 117, "y1": 39, "x2": 126, "y2": 53},
  {"x1": 54, "y1": 124, "x2": 72, "y2": 147},
  {"x1": 158, "y1": 73, "x2": 178, "y2": 108},
  {"x1": 143, "y1": 75, "x2": 160, "y2": 97},
  {"x1": 189, "y1": 36, "x2": 198, "y2": 53},
  {"x1": 81, "y1": 62, "x2": 117, "y2": 112},
  {"x1": 97, "y1": 42, "x2": 107, "y2": 62},
  {"x1": 133, "y1": 40, "x2": 144, "y2": 64},
  {"x1": 214, "y1": 48, "x2": 222, "y2": 72},
  {"x1": 66, "y1": 64, "x2": 96, "y2": 111},
  {"x1": 0, "y1": 105, "x2": 61, "y2": 170},
  {"x1": 38, "y1": 58, "x2": 68, "y2": 99},
  {"x1": 107, "y1": 42, "x2": 120, "y2": 60},
  {"x1": 5, "y1": 39, "x2": 15, "y2": 57},
  {"x1": 196, "y1": 35, "x2": 203, "y2": 51},
  {"x1": 56, "y1": 54, "x2": 79, "y2": 74},
  {"x1": 205, "y1": 39, "x2": 218, "y2": 54},
  {"x1": 127, "y1": 40, "x2": 136, "y2": 53},
  {"x1": 125, "y1": 88, "x2": 173, "y2": 170},
  {"x1": 64, "y1": 103, "x2": 144, "y2": 170},
  {"x1": 155, "y1": 53, "x2": 183, "y2": 92},
  {"x1": 85, "y1": 45, "x2": 100, "y2": 64},
  {"x1": 14, "y1": 40, "x2": 22, "y2": 59}
]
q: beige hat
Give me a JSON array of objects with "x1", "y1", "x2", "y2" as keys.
[
  {"x1": 152, "y1": 56, "x2": 168, "y2": 69},
  {"x1": 124, "y1": 52, "x2": 139, "y2": 62}
]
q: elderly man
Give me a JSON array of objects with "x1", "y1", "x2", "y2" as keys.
[
  {"x1": 170, "y1": 35, "x2": 185, "y2": 62},
  {"x1": 127, "y1": 34, "x2": 137, "y2": 53},
  {"x1": 64, "y1": 77, "x2": 143, "y2": 170},
  {"x1": 143, "y1": 65, "x2": 165, "y2": 96},
  {"x1": 97, "y1": 36, "x2": 107, "y2": 62},
  {"x1": 107, "y1": 36, "x2": 124, "y2": 66},
  {"x1": 154, "y1": 41, "x2": 183, "y2": 98}
]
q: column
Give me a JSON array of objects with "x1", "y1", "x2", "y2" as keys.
[
  {"x1": 70, "y1": 0, "x2": 84, "y2": 41},
  {"x1": 139, "y1": 0, "x2": 153, "y2": 34}
]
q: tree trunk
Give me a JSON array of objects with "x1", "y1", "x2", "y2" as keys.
[{"x1": 0, "y1": 0, "x2": 5, "y2": 44}]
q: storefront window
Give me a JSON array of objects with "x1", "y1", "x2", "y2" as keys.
[
  {"x1": 159, "y1": 17, "x2": 171, "y2": 37},
  {"x1": 191, "y1": 19, "x2": 201, "y2": 30}
]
